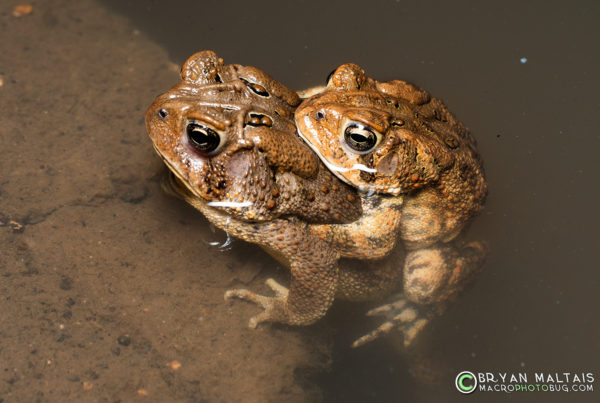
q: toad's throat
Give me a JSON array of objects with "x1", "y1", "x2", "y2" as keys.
[{"x1": 153, "y1": 145, "x2": 255, "y2": 212}]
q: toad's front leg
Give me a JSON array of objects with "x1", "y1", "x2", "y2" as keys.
[{"x1": 224, "y1": 219, "x2": 340, "y2": 326}]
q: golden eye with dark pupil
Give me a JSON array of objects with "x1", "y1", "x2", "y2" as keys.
[
  {"x1": 186, "y1": 123, "x2": 220, "y2": 153},
  {"x1": 240, "y1": 78, "x2": 270, "y2": 97},
  {"x1": 344, "y1": 123, "x2": 377, "y2": 152}
]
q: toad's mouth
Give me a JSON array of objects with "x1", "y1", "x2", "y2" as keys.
[
  {"x1": 152, "y1": 144, "x2": 254, "y2": 210},
  {"x1": 295, "y1": 119, "x2": 378, "y2": 192},
  {"x1": 152, "y1": 144, "x2": 202, "y2": 199}
]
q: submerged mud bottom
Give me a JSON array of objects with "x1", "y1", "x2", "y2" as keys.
[{"x1": 0, "y1": 1, "x2": 331, "y2": 401}]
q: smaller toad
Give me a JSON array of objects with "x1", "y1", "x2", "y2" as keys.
[{"x1": 296, "y1": 64, "x2": 488, "y2": 346}]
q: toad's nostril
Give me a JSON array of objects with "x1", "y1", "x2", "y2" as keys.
[{"x1": 245, "y1": 113, "x2": 273, "y2": 128}]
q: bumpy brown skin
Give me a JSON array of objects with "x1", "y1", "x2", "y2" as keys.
[
  {"x1": 146, "y1": 51, "x2": 399, "y2": 328},
  {"x1": 297, "y1": 64, "x2": 486, "y2": 250},
  {"x1": 296, "y1": 64, "x2": 488, "y2": 345}
]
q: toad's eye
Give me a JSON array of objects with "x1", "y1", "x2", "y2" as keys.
[
  {"x1": 343, "y1": 123, "x2": 379, "y2": 153},
  {"x1": 240, "y1": 78, "x2": 270, "y2": 97},
  {"x1": 186, "y1": 122, "x2": 221, "y2": 154}
]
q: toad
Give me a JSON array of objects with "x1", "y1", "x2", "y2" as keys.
[
  {"x1": 295, "y1": 63, "x2": 488, "y2": 346},
  {"x1": 146, "y1": 51, "x2": 402, "y2": 329}
]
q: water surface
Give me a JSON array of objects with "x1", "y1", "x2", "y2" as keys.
[{"x1": 2, "y1": 0, "x2": 598, "y2": 401}]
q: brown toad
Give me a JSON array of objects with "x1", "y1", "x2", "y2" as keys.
[
  {"x1": 295, "y1": 63, "x2": 488, "y2": 346},
  {"x1": 146, "y1": 51, "x2": 401, "y2": 329}
]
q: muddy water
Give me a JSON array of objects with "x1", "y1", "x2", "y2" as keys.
[{"x1": 2, "y1": 0, "x2": 598, "y2": 402}]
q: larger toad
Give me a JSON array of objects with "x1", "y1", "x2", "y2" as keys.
[
  {"x1": 146, "y1": 51, "x2": 401, "y2": 329},
  {"x1": 296, "y1": 64, "x2": 488, "y2": 346}
]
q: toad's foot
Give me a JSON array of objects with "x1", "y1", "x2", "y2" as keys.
[
  {"x1": 225, "y1": 278, "x2": 289, "y2": 328},
  {"x1": 352, "y1": 296, "x2": 431, "y2": 348}
]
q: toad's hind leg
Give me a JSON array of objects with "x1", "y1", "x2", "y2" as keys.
[
  {"x1": 353, "y1": 241, "x2": 487, "y2": 347},
  {"x1": 403, "y1": 241, "x2": 487, "y2": 308},
  {"x1": 335, "y1": 245, "x2": 404, "y2": 302}
]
